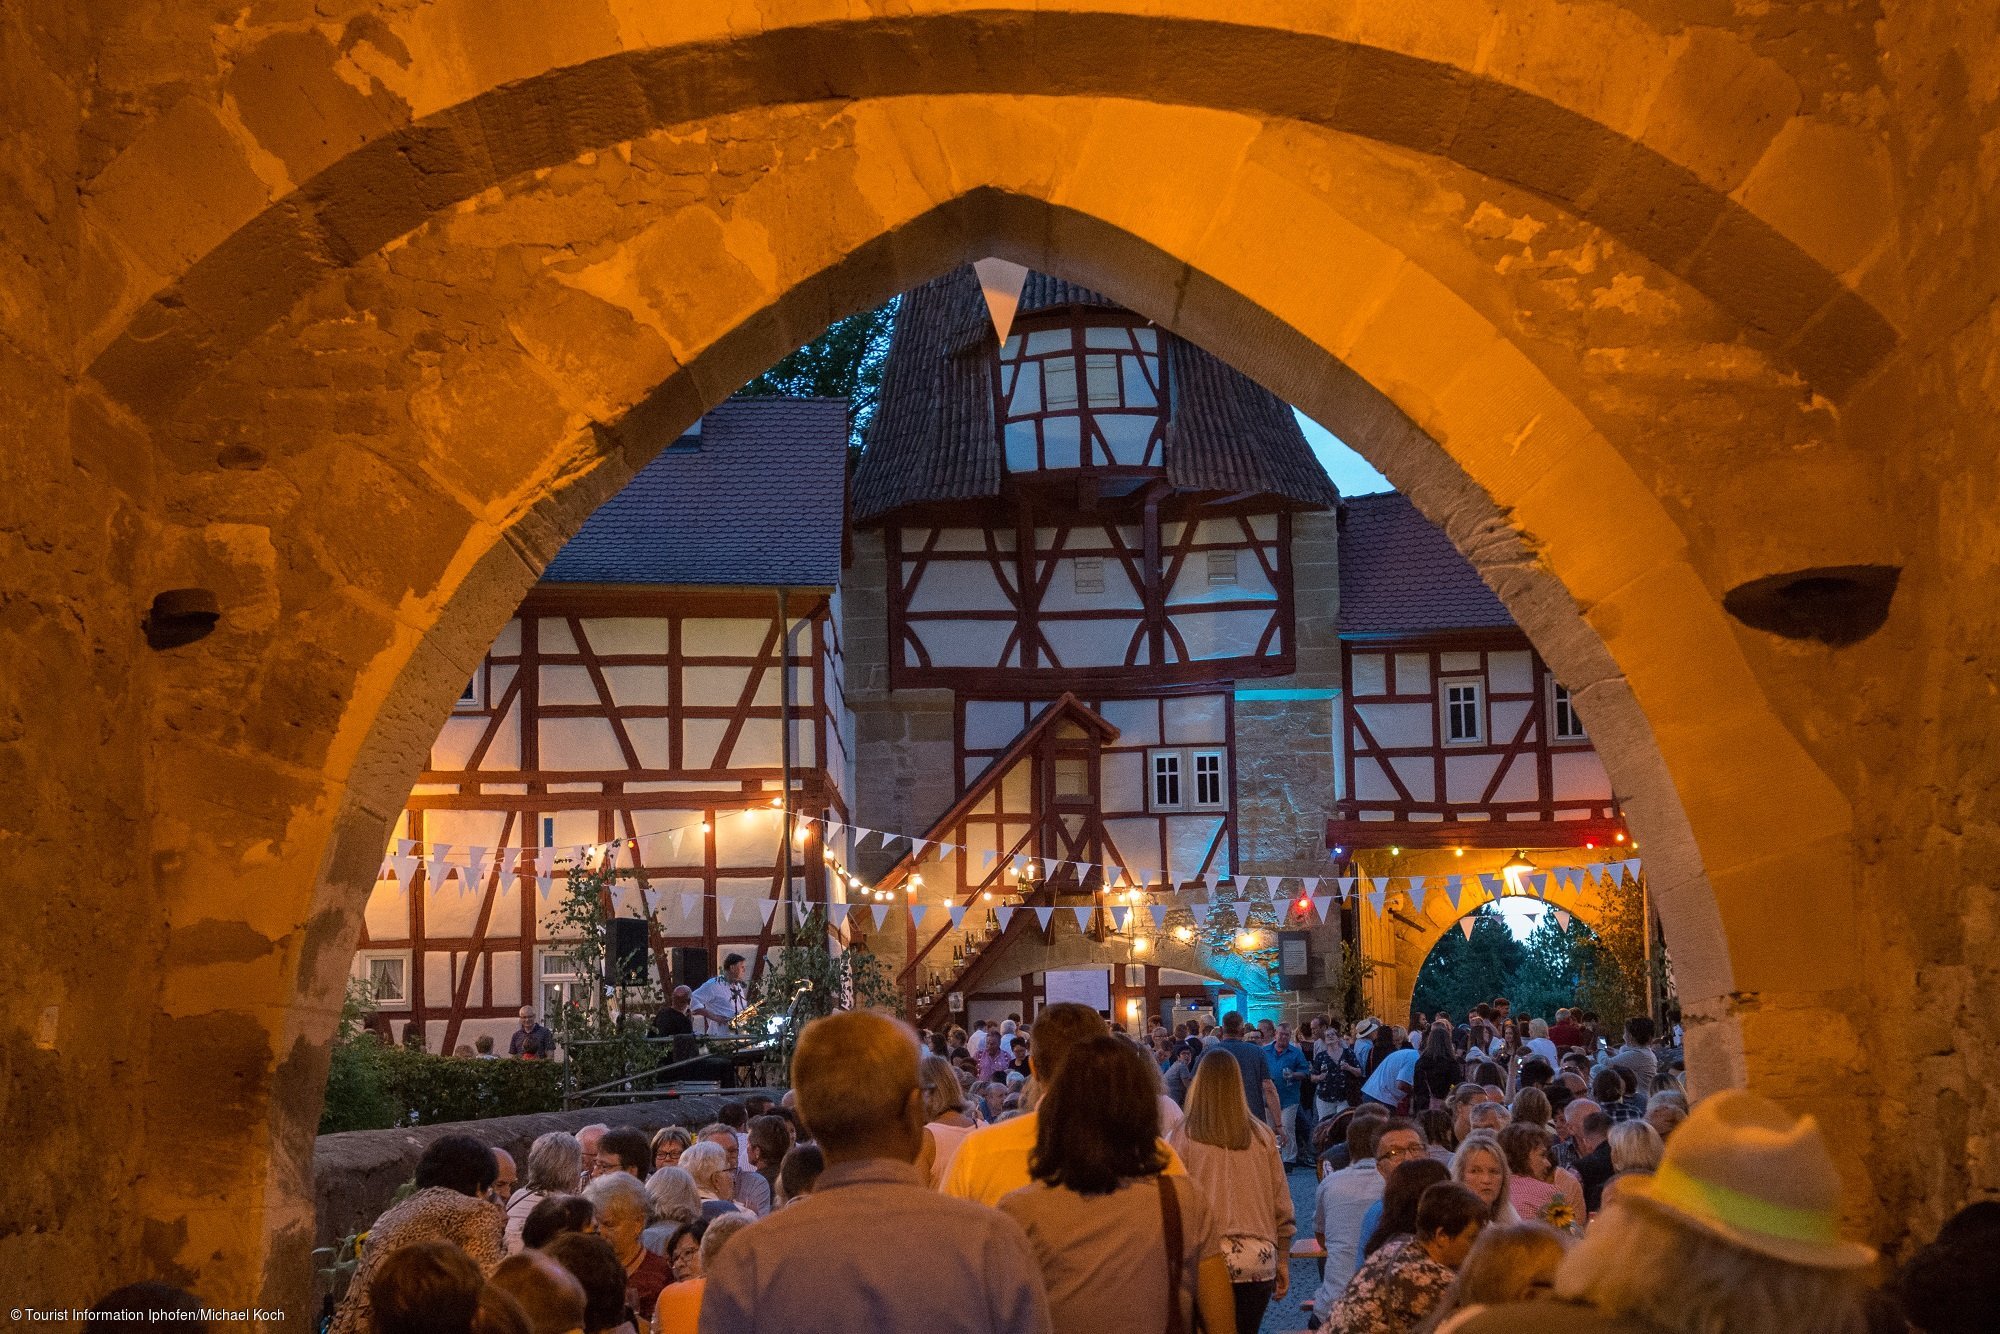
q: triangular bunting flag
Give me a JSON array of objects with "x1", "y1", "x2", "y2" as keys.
[
  {"x1": 949, "y1": 905, "x2": 968, "y2": 929},
  {"x1": 1406, "y1": 876, "x2": 1428, "y2": 913},
  {"x1": 910, "y1": 904, "x2": 932, "y2": 932},
  {"x1": 1367, "y1": 889, "x2": 1389, "y2": 914},
  {"x1": 1336, "y1": 877, "x2": 1357, "y2": 901},
  {"x1": 535, "y1": 873, "x2": 553, "y2": 898},
  {"x1": 1555, "y1": 908, "x2": 1573, "y2": 931},
  {"x1": 1585, "y1": 862, "x2": 1606, "y2": 880},
  {"x1": 1444, "y1": 876, "x2": 1463, "y2": 909},
  {"x1": 982, "y1": 850, "x2": 997, "y2": 870},
  {"x1": 762, "y1": 899, "x2": 783, "y2": 925},
  {"x1": 464, "y1": 846, "x2": 490, "y2": 889},
  {"x1": 1070, "y1": 905, "x2": 1094, "y2": 931},
  {"x1": 828, "y1": 903, "x2": 852, "y2": 927},
  {"x1": 1460, "y1": 916, "x2": 1478, "y2": 940},
  {"x1": 1043, "y1": 858, "x2": 1061, "y2": 877},
  {"x1": 390, "y1": 846, "x2": 419, "y2": 883},
  {"x1": 995, "y1": 906, "x2": 1016, "y2": 930},
  {"x1": 1302, "y1": 877, "x2": 1320, "y2": 895},
  {"x1": 973, "y1": 257, "x2": 1032, "y2": 345},
  {"x1": 1203, "y1": 872, "x2": 1219, "y2": 894},
  {"x1": 1370, "y1": 876, "x2": 1391, "y2": 898},
  {"x1": 1149, "y1": 904, "x2": 1169, "y2": 930},
  {"x1": 912, "y1": 839, "x2": 930, "y2": 861},
  {"x1": 870, "y1": 904, "x2": 891, "y2": 929},
  {"x1": 497, "y1": 854, "x2": 519, "y2": 895},
  {"x1": 1530, "y1": 872, "x2": 1550, "y2": 899},
  {"x1": 1033, "y1": 906, "x2": 1055, "y2": 930},
  {"x1": 1480, "y1": 872, "x2": 1504, "y2": 898},
  {"x1": 376, "y1": 860, "x2": 394, "y2": 883},
  {"x1": 1312, "y1": 895, "x2": 1333, "y2": 921},
  {"x1": 424, "y1": 843, "x2": 454, "y2": 886}
]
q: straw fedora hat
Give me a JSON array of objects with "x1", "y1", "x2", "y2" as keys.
[
  {"x1": 1355, "y1": 1018, "x2": 1381, "y2": 1039},
  {"x1": 1617, "y1": 1088, "x2": 1875, "y2": 1268}
]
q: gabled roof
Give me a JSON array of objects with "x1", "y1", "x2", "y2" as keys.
[
  {"x1": 1337, "y1": 493, "x2": 1516, "y2": 636},
  {"x1": 541, "y1": 397, "x2": 848, "y2": 588},
  {"x1": 851, "y1": 267, "x2": 1341, "y2": 523}
]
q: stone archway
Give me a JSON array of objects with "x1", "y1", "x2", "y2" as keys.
[
  {"x1": 11, "y1": 1, "x2": 1979, "y2": 1315},
  {"x1": 1373, "y1": 879, "x2": 1614, "y2": 1024}
]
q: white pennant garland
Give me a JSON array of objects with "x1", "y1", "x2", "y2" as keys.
[
  {"x1": 870, "y1": 904, "x2": 891, "y2": 929},
  {"x1": 1367, "y1": 888, "x2": 1389, "y2": 914},
  {"x1": 1406, "y1": 876, "x2": 1428, "y2": 913},
  {"x1": 464, "y1": 846, "x2": 490, "y2": 890},
  {"x1": 425, "y1": 843, "x2": 454, "y2": 886},
  {"x1": 996, "y1": 906, "x2": 1016, "y2": 930},
  {"x1": 1110, "y1": 906, "x2": 1130, "y2": 931},
  {"x1": 1444, "y1": 876, "x2": 1463, "y2": 909},
  {"x1": 1070, "y1": 905, "x2": 1094, "y2": 931},
  {"x1": 1555, "y1": 908, "x2": 1573, "y2": 931},
  {"x1": 1033, "y1": 906, "x2": 1055, "y2": 930},
  {"x1": 1336, "y1": 877, "x2": 1357, "y2": 901},
  {"x1": 1312, "y1": 895, "x2": 1333, "y2": 921},
  {"x1": 949, "y1": 905, "x2": 968, "y2": 929},
  {"x1": 1149, "y1": 904, "x2": 1169, "y2": 930},
  {"x1": 910, "y1": 904, "x2": 933, "y2": 932},
  {"x1": 828, "y1": 903, "x2": 852, "y2": 927}
]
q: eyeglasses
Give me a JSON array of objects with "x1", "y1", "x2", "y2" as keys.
[{"x1": 1377, "y1": 1143, "x2": 1425, "y2": 1162}]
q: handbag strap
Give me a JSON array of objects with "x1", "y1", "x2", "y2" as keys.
[{"x1": 1158, "y1": 1174, "x2": 1188, "y2": 1334}]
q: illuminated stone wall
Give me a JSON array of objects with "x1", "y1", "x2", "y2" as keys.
[{"x1": 1, "y1": 0, "x2": 1996, "y2": 1314}]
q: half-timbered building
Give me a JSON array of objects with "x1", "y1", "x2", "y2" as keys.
[
  {"x1": 1330, "y1": 492, "x2": 1629, "y2": 1015},
  {"x1": 356, "y1": 399, "x2": 850, "y2": 1052},
  {"x1": 844, "y1": 268, "x2": 1347, "y2": 1029}
]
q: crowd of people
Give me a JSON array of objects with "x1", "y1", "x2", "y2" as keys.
[{"x1": 84, "y1": 1000, "x2": 1998, "y2": 1334}]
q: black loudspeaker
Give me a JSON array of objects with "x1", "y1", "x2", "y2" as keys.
[
  {"x1": 671, "y1": 947, "x2": 714, "y2": 990},
  {"x1": 608, "y1": 917, "x2": 650, "y2": 986}
]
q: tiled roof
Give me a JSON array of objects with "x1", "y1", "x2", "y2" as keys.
[
  {"x1": 542, "y1": 397, "x2": 848, "y2": 587},
  {"x1": 1337, "y1": 493, "x2": 1517, "y2": 636},
  {"x1": 851, "y1": 267, "x2": 1340, "y2": 522}
]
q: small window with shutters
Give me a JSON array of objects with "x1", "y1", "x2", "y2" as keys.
[{"x1": 1073, "y1": 557, "x2": 1105, "y2": 595}]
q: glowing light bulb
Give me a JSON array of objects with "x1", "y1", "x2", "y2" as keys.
[
  {"x1": 1390, "y1": 846, "x2": 1401, "y2": 857},
  {"x1": 769, "y1": 796, "x2": 783, "y2": 808},
  {"x1": 1614, "y1": 831, "x2": 1627, "y2": 844},
  {"x1": 1172, "y1": 925, "x2": 1194, "y2": 943},
  {"x1": 1134, "y1": 937, "x2": 1151, "y2": 955},
  {"x1": 982, "y1": 890, "x2": 994, "y2": 901},
  {"x1": 1454, "y1": 847, "x2": 1465, "y2": 857},
  {"x1": 699, "y1": 821, "x2": 711, "y2": 834},
  {"x1": 911, "y1": 873, "x2": 924, "y2": 888}
]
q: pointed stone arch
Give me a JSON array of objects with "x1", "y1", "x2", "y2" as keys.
[{"x1": 10, "y1": 5, "x2": 1923, "y2": 1309}]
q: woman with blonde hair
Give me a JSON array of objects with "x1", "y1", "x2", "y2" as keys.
[
  {"x1": 1608, "y1": 1120, "x2": 1664, "y2": 1175},
  {"x1": 1420, "y1": 1222, "x2": 1570, "y2": 1331},
  {"x1": 1451, "y1": 1131, "x2": 1521, "y2": 1224},
  {"x1": 912, "y1": 1052, "x2": 979, "y2": 1187},
  {"x1": 1167, "y1": 1048, "x2": 1295, "y2": 1334}
]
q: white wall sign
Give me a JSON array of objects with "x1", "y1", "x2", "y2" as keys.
[{"x1": 1043, "y1": 968, "x2": 1112, "y2": 1012}]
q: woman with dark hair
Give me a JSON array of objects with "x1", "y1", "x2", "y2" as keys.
[
  {"x1": 1330, "y1": 1183, "x2": 1489, "y2": 1334},
  {"x1": 328, "y1": 1134, "x2": 505, "y2": 1334},
  {"x1": 998, "y1": 1035, "x2": 1238, "y2": 1333},
  {"x1": 1364, "y1": 1158, "x2": 1453, "y2": 1259},
  {"x1": 1411, "y1": 1023, "x2": 1459, "y2": 1112},
  {"x1": 1471, "y1": 1061, "x2": 1505, "y2": 1091},
  {"x1": 522, "y1": 1194, "x2": 597, "y2": 1250}
]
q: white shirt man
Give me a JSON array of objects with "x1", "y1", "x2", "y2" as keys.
[
  {"x1": 690, "y1": 954, "x2": 750, "y2": 1035},
  {"x1": 1360, "y1": 1044, "x2": 1419, "y2": 1107},
  {"x1": 1311, "y1": 1121, "x2": 1425, "y2": 1307}
]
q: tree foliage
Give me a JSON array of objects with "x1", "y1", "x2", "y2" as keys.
[
  {"x1": 737, "y1": 300, "x2": 899, "y2": 447},
  {"x1": 1406, "y1": 872, "x2": 1663, "y2": 1026},
  {"x1": 1411, "y1": 911, "x2": 1526, "y2": 1019},
  {"x1": 752, "y1": 908, "x2": 900, "y2": 1070}
]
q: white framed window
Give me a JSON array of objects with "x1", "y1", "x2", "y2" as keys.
[
  {"x1": 355, "y1": 950, "x2": 411, "y2": 1010},
  {"x1": 538, "y1": 946, "x2": 594, "y2": 1017},
  {"x1": 1442, "y1": 679, "x2": 1485, "y2": 745},
  {"x1": 455, "y1": 669, "x2": 485, "y2": 712},
  {"x1": 1148, "y1": 748, "x2": 1228, "y2": 811},
  {"x1": 1551, "y1": 683, "x2": 1588, "y2": 742},
  {"x1": 1073, "y1": 556, "x2": 1105, "y2": 595},
  {"x1": 1206, "y1": 550, "x2": 1239, "y2": 586},
  {"x1": 1149, "y1": 750, "x2": 1183, "y2": 811},
  {"x1": 1192, "y1": 750, "x2": 1226, "y2": 808}
]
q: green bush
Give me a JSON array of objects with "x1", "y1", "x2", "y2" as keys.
[{"x1": 319, "y1": 1040, "x2": 563, "y2": 1133}]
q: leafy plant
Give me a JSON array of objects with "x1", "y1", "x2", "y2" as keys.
[{"x1": 541, "y1": 859, "x2": 674, "y2": 1097}]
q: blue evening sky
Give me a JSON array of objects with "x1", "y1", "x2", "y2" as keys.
[{"x1": 1293, "y1": 408, "x2": 1394, "y2": 496}]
